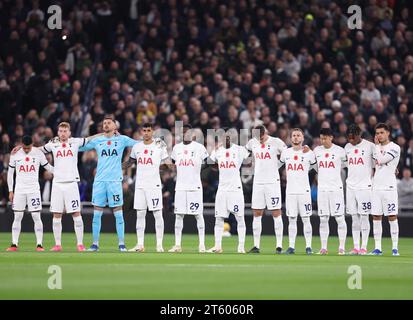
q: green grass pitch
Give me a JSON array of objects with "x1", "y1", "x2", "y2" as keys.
[{"x1": 1, "y1": 233, "x2": 412, "y2": 300}]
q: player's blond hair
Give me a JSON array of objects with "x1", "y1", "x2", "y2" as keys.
[{"x1": 58, "y1": 122, "x2": 71, "y2": 130}]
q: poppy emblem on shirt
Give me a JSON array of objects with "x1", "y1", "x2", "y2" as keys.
[
  {"x1": 62, "y1": 143, "x2": 66, "y2": 148},
  {"x1": 261, "y1": 144, "x2": 265, "y2": 148},
  {"x1": 107, "y1": 141, "x2": 112, "y2": 146},
  {"x1": 25, "y1": 157, "x2": 30, "y2": 162},
  {"x1": 325, "y1": 153, "x2": 329, "y2": 158},
  {"x1": 226, "y1": 152, "x2": 230, "y2": 158},
  {"x1": 294, "y1": 155, "x2": 298, "y2": 160},
  {"x1": 144, "y1": 149, "x2": 148, "y2": 154},
  {"x1": 354, "y1": 149, "x2": 358, "y2": 154}
]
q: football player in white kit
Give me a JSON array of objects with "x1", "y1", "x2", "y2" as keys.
[
  {"x1": 168, "y1": 125, "x2": 208, "y2": 253},
  {"x1": 126, "y1": 123, "x2": 169, "y2": 253},
  {"x1": 313, "y1": 128, "x2": 347, "y2": 255},
  {"x1": 279, "y1": 128, "x2": 317, "y2": 255},
  {"x1": 6, "y1": 136, "x2": 54, "y2": 251},
  {"x1": 41, "y1": 122, "x2": 105, "y2": 252},
  {"x1": 345, "y1": 124, "x2": 376, "y2": 255},
  {"x1": 245, "y1": 125, "x2": 287, "y2": 254},
  {"x1": 207, "y1": 128, "x2": 248, "y2": 254},
  {"x1": 370, "y1": 123, "x2": 401, "y2": 256}
]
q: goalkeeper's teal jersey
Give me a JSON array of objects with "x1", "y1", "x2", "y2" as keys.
[{"x1": 79, "y1": 134, "x2": 138, "y2": 181}]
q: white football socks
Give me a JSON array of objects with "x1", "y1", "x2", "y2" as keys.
[
  {"x1": 174, "y1": 214, "x2": 184, "y2": 247},
  {"x1": 389, "y1": 219, "x2": 399, "y2": 250},
  {"x1": 136, "y1": 210, "x2": 146, "y2": 247},
  {"x1": 31, "y1": 211, "x2": 43, "y2": 246},
  {"x1": 235, "y1": 215, "x2": 246, "y2": 250},
  {"x1": 373, "y1": 219, "x2": 382, "y2": 251},
  {"x1": 195, "y1": 214, "x2": 205, "y2": 248},
  {"x1": 252, "y1": 215, "x2": 262, "y2": 248},
  {"x1": 288, "y1": 216, "x2": 297, "y2": 249},
  {"x1": 273, "y1": 215, "x2": 283, "y2": 249},
  {"x1": 335, "y1": 215, "x2": 347, "y2": 251},
  {"x1": 73, "y1": 215, "x2": 84, "y2": 245},
  {"x1": 214, "y1": 217, "x2": 225, "y2": 249},
  {"x1": 52, "y1": 217, "x2": 62, "y2": 246},
  {"x1": 360, "y1": 214, "x2": 370, "y2": 250},
  {"x1": 352, "y1": 214, "x2": 361, "y2": 250},
  {"x1": 153, "y1": 210, "x2": 164, "y2": 247},
  {"x1": 12, "y1": 211, "x2": 24, "y2": 246},
  {"x1": 302, "y1": 216, "x2": 313, "y2": 248},
  {"x1": 319, "y1": 216, "x2": 329, "y2": 250}
]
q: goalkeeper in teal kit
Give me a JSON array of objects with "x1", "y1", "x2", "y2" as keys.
[{"x1": 80, "y1": 115, "x2": 139, "y2": 251}]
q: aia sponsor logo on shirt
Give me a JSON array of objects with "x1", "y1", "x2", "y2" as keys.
[
  {"x1": 318, "y1": 161, "x2": 336, "y2": 169},
  {"x1": 348, "y1": 157, "x2": 365, "y2": 165},
  {"x1": 19, "y1": 164, "x2": 36, "y2": 172},
  {"x1": 178, "y1": 159, "x2": 195, "y2": 166},
  {"x1": 255, "y1": 151, "x2": 271, "y2": 160},
  {"x1": 219, "y1": 160, "x2": 236, "y2": 169},
  {"x1": 287, "y1": 163, "x2": 304, "y2": 171},
  {"x1": 101, "y1": 149, "x2": 118, "y2": 157},
  {"x1": 56, "y1": 149, "x2": 74, "y2": 158},
  {"x1": 137, "y1": 157, "x2": 154, "y2": 165}
]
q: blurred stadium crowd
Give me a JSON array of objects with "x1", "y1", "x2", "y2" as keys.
[{"x1": 1, "y1": 0, "x2": 413, "y2": 210}]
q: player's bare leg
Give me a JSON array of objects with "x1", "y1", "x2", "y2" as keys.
[
  {"x1": 51, "y1": 213, "x2": 63, "y2": 251},
  {"x1": 371, "y1": 215, "x2": 383, "y2": 255},
  {"x1": 31, "y1": 211, "x2": 44, "y2": 251},
  {"x1": 72, "y1": 212, "x2": 85, "y2": 251},
  {"x1": 195, "y1": 214, "x2": 205, "y2": 252},
  {"x1": 129, "y1": 209, "x2": 146, "y2": 252},
  {"x1": 249, "y1": 209, "x2": 263, "y2": 253},
  {"x1": 272, "y1": 209, "x2": 283, "y2": 253},
  {"x1": 7, "y1": 211, "x2": 24, "y2": 251},
  {"x1": 335, "y1": 215, "x2": 347, "y2": 255},
  {"x1": 388, "y1": 215, "x2": 399, "y2": 256}
]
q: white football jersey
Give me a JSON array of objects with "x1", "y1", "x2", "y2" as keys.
[
  {"x1": 314, "y1": 144, "x2": 346, "y2": 191},
  {"x1": 9, "y1": 148, "x2": 49, "y2": 194},
  {"x1": 345, "y1": 139, "x2": 375, "y2": 190},
  {"x1": 171, "y1": 141, "x2": 208, "y2": 191},
  {"x1": 210, "y1": 144, "x2": 249, "y2": 191},
  {"x1": 131, "y1": 140, "x2": 169, "y2": 189},
  {"x1": 245, "y1": 136, "x2": 287, "y2": 184},
  {"x1": 373, "y1": 142, "x2": 400, "y2": 191},
  {"x1": 42, "y1": 137, "x2": 86, "y2": 183},
  {"x1": 280, "y1": 147, "x2": 316, "y2": 195}
]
